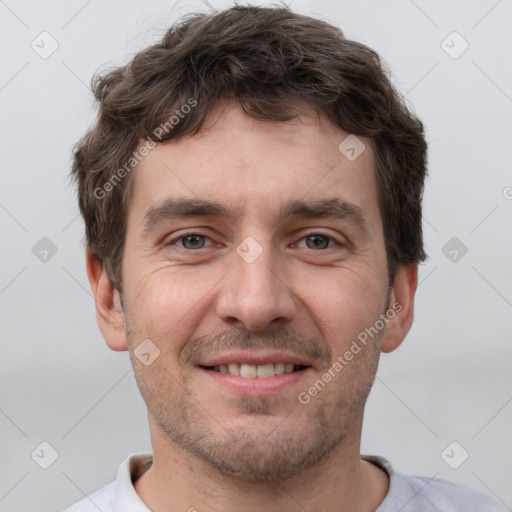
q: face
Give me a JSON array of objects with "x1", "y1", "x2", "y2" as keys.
[{"x1": 115, "y1": 102, "x2": 400, "y2": 482}]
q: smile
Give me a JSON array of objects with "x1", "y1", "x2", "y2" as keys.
[{"x1": 201, "y1": 362, "x2": 309, "y2": 378}]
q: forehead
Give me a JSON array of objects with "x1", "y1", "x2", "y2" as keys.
[{"x1": 128, "y1": 102, "x2": 381, "y2": 234}]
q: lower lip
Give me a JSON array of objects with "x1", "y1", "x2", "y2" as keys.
[{"x1": 198, "y1": 367, "x2": 311, "y2": 396}]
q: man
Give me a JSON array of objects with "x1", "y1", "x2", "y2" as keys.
[{"x1": 64, "y1": 5, "x2": 499, "y2": 511}]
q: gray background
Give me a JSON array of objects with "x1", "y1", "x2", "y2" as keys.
[{"x1": 1, "y1": 0, "x2": 511, "y2": 510}]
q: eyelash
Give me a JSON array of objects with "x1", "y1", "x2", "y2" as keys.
[{"x1": 167, "y1": 231, "x2": 343, "y2": 250}]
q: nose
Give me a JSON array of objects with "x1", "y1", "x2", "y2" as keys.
[{"x1": 215, "y1": 244, "x2": 297, "y2": 331}]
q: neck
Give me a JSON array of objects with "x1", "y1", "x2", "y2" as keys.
[{"x1": 134, "y1": 414, "x2": 389, "y2": 512}]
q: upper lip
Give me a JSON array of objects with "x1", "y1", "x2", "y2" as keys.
[{"x1": 198, "y1": 350, "x2": 314, "y2": 368}]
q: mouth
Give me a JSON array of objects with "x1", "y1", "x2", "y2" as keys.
[
  {"x1": 197, "y1": 359, "x2": 313, "y2": 396},
  {"x1": 200, "y1": 362, "x2": 310, "y2": 378}
]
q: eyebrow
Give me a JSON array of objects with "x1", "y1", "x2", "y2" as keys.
[{"x1": 142, "y1": 197, "x2": 371, "y2": 237}]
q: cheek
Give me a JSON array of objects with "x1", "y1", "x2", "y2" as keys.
[
  {"x1": 297, "y1": 269, "x2": 386, "y2": 352},
  {"x1": 125, "y1": 266, "x2": 219, "y2": 348}
]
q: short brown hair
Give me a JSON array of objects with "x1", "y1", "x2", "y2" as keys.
[{"x1": 71, "y1": 4, "x2": 428, "y2": 293}]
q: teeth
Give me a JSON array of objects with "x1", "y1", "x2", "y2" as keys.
[
  {"x1": 227, "y1": 363, "x2": 240, "y2": 376},
  {"x1": 256, "y1": 363, "x2": 275, "y2": 378},
  {"x1": 240, "y1": 364, "x2": 257, "y2": 378},
  {"x1": 274, "y1": 363, "x2": 285, "y2": 375},
  {"x1": 210, "y1": 362, "x2": 303, "y2": 378}
]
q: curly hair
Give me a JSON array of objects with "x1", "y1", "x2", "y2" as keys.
[{"x1": 71, "y1": 4, "x2": 428, "y2": 293}]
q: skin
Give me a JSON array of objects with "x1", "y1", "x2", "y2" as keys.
[{"x1": 87, "y1": 101, "x2": 418, "y2": 512}]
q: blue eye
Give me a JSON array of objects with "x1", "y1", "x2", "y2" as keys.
[
  {"x1": 298, "y1": 233, "x2": 341, "y2": 250},
  {"x1": 178, "y1": 234, "x2": 208, "y2": 249},
  {"x1": 168, "y1": 232, "x2": 340, "y2": 252},
  {"x1": 304, "y1": 234, "x2": 332, "y2": 249}
]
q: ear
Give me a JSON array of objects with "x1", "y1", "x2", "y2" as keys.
[
  {"x1": 85, "y1": 249, "x2": 128, "y2": 351},
  {"x1": 381, "y1": 262, "x2": 418, "y2": 354}
]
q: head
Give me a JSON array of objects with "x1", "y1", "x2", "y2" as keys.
[{"x1": 75, "y1": 5, "x2": 427, "y2": 482}]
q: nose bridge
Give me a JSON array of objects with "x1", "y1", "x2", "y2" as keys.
[
  {"x1": 217, "y1": 235, "x2": 296, "y2": 330},
  {"x1": 235, "y1": 235, "x2": 283, "y2": 303}
]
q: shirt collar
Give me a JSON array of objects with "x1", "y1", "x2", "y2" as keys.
[
  {"x1": 112, "y1": 452, "x2": 396, "y2": 511},
  {"x1": 112, "y1": 452, "x2": 153, "y2": 511},
  {"x1": 362, "y1": 454, "x2": 409, "y2": 511}
]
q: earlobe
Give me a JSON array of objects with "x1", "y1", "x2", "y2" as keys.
[
  {"x1": 381, "y1": 263, "x2": 418, "y2": 354},
  {"x1": 85, "y1": 250, "x2": 128, "y2": 352}
]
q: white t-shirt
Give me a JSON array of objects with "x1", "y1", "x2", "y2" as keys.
[{"x1": 62, "y1": 452, "x2": 500, "y2": 511}]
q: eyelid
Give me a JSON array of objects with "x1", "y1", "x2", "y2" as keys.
[
  {"x1": 165, "y1": 231, "x2": 214, "y2": 248},
  {"x1": 295, "y1": 230, "x2": 345, "y2": 248},
  {"x1": 164, "y1": 229, "x2": 345, "y2": 249}
]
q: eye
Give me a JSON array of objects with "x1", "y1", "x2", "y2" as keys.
[
  {"x1": 299, "y1": 234, "x2": 338, "y2": 250},
  {"x1": 173, "y1": 233, "x2": 211, "y2": 250},
  {"x1": 167, "y1": 232, "x2": 340, "y2": 252}
]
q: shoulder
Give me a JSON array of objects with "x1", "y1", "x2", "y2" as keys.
[
  {"x1": 62, "y1": 481, "x2": 115, "y2": 512},
  {"x1": 364, "y1": 455, "x2": 500, "y2": 512},
  {"x1": 395, "y1": 473, "x2": 500, "y2": 511},
  {"x1": 61, "y1": 452, "x2": 152, "y2": 512}
]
